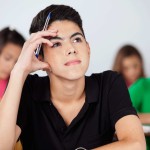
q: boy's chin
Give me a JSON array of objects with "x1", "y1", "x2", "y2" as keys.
[
  {"x1": 50, "y1": 73, "x2": 85, "y2": 81},
  {"x1": 64, "y1": 72, "x2": 85, "y2": 81}
]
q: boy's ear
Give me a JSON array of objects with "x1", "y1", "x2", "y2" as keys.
[{"x1": 86, "y1": 42, "x2": 90, "y2": 55}]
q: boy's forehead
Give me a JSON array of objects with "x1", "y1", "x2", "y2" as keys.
[{"x1": 47, "y1": 20, "x2": 82, "y2": 38}]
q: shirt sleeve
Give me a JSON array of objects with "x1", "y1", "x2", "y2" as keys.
[
  {"x1": 129, "y1": 79, "x2": 144, "y2": 112},
  {"x1": 108, "y1": 73, "x2": 137, "y2": 128}
]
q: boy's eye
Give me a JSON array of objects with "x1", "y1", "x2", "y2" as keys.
[
  {"x1": 52, "y1": 42, "x2": 61, "y2": 48},
  {"x1": 73, "y1": 37, "x2": 82, "y2": 43}
]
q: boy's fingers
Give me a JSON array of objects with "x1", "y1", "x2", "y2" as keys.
[
  {"x1": 30, "y1": 30, "x2": 57, "y2": 42},
  {"x1": 26, "y1": 38, "x2": 53, "y2": 55}
]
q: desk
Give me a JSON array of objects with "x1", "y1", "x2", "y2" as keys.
[{"x1": 143, "y1": 125, "x2": 150, "y2": 137}]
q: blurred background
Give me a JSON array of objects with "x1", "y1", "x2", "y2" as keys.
[{"x1": 1, "y1": 0, "x2": 150, "y2": 76}]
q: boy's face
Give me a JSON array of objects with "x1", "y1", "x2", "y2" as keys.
[{"x1": 43, "y1": 20, "x2": 90, "y2": 80}]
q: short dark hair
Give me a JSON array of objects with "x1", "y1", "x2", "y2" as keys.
[
  {"x1": 29, "y1": 4, "x2": 85, "y2": 36},
  {"x1": 0, "y1": 27, "x2": 25, "y2": 53}
]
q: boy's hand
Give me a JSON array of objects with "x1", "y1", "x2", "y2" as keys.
[{"x1": 13, "y1": 29, "x2": 57, "y2": 76}]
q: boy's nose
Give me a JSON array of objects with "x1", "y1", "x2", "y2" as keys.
[
  {"x1": 67, "y1": 49, "x2": 77, "y2": 55},
  {"x1": 66, "y1": 45, "x2": 78, "y2": 56}
]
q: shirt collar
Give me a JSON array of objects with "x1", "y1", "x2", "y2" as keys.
[
  {"x1": 85, "y1": 75, "x2": 99, "y2": 103},
  {"x1": 33, "y1": 75, "x2": 99, "y2": 104}
]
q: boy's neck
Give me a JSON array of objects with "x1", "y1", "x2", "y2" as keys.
[{"x1": 50, "y1": 75, "x2": 85, "y2": 103}]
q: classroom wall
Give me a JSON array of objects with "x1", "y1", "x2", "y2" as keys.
[{"x1": 1, "y1": 0, "x2": 150, "y2": 76}]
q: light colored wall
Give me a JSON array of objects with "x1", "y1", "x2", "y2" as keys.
[{"x1": 1, "y1": 0, "x2": 150, "y2": 76}]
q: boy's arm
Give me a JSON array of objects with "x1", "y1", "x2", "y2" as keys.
[
  {"x1": 0, "y1": 30, "x2": 55, "y2": 150},
  {"x1": 93, "y1": 115, "x2": 146, "y2": 150},
  {"x1": 0, "y1": 68, "x2": 26, "y2": 150}
]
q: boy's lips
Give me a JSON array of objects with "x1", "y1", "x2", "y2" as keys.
[{"x1": 64, "y1": 59, "x2": 81, "y2": 66}]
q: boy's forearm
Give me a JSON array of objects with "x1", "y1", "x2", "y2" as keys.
[
  {"x1": 93, "y1": 139, "x2": 145, "y2": 150},
  {"x1": 0, "y1": 66, "x2": 27, "y2": 149}
]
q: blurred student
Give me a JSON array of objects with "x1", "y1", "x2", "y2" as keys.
[
  {"x1": 129, "y1": 78, "x2": 150, "y2": 150},
  {"x1": 0, "y1": 27, "x2": 25, "y2": 100},
  {"x1": 112, "y1": 45, "x2": 145, "y2": 87},
  {"x1": 0, "y1": 27, "x2": 25, "y2": 150}
]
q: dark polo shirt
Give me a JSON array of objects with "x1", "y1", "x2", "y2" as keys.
[{"x1": 17, "y1": 71, "x2": 137, "y2": 150}]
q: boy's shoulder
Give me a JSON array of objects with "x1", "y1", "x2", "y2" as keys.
[
  {"x1": 87, "y1": 70, "x2": 120, "y2": 83},
  {"x1": 85, "y1": 70, "x2": 121, "y2": 92},
  {"x1": 23, "y1": 74, "x2": 49, "y2": 100},
  {"x1": 26, "y1": 74, "x2": 49, "y2": 85}
]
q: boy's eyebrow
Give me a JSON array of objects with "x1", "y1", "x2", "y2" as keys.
[
  {"x1": 70, "y1": 32, "x2": 84, "y2": 39},
  {"x1": 49, "y1": 32, "x2": 84, "y2": 41}
]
